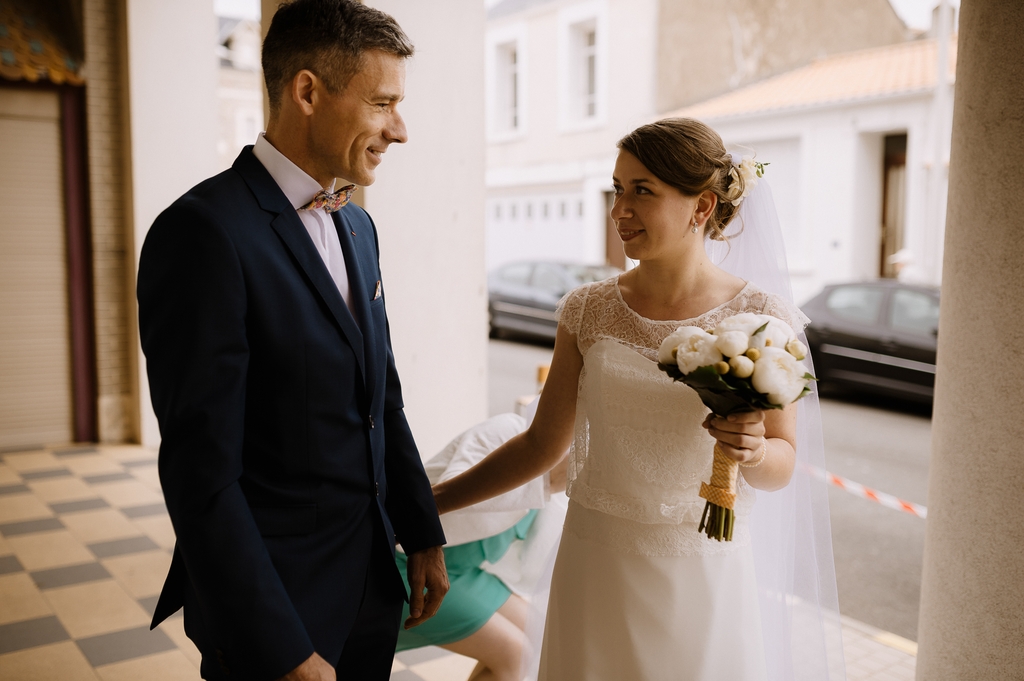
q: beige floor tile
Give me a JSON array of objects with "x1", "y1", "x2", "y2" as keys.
[
  {"x1": 0, "y1": 463, "x2": 21, "y2": 484},
  {"x1": 7, "y1": 530, "x2": 94, "y2": 571},
  {"x1": 61, "y1": 508, "x2": 142, "y2": 544},
  {"x1": 0, "y1": 572, "x2": 54, "y2": 625},
  {"x1": 92, "y1": 480, "x2": 165, "y2": 508},
  {"x1": 0, "y1": 493, "x2": 53, "y2": 523},
  {"x1": 129, "y1": 466, "x2": 163, "y2": 491},
  {"x1": 2, "y1": 451, "x2": 62, "y2": 473},
  {"x1": 158, "y1": 614, "x2": 202, "y2": 670},
  {"x1": 44, "y1": 579, "x2": 151, "y2": 639},
  {"x1": 102, "y1": 549, "x2": 172, "y2": 598},
  {"x1": 26, "y1": 476, "x2": 97, "y2": 504},
  {"x1": 99, "y1": 445, "x2": 156, "y2": 462},
  {"x1": 133, "y1": 515, "x2": 177, "y2": 549},
  {"x1": 0, "y1": 534, "x2": 12, "y2": 555},
  {"x1": 0, "y1": 640, "x2": 100, "y2": 681},
  {"x1": 410, "y1": 652, "x2": 476, "y2": 681},
  {"x1": 62, "y1": 453, "x2": 128, "y2": 477},
  {"x1": 96, "y1": 649, "x2": 201, "y2": 681}
]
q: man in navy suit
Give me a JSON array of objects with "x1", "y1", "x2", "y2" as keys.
[{"x1": 138, "y1": 2, "x2": 448, "y2": 679}]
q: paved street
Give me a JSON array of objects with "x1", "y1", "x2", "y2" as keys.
[
  {"x1": 821, "y1": 391, "x2": 930, "y2": 642},
  {"x1": 488, "y1": 337, "x2": 931, "y2": 643}
]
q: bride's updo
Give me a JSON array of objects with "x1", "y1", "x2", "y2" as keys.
[{"x1": 617, "y1": 117, "x2": 742, "y2": 242}]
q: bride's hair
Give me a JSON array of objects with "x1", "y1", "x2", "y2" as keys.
[{"x1": 617, "y1": 117, "x2": 741, "y2": 242}]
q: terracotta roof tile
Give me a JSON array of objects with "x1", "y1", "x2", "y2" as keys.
[{"x1": 667, "y1": 38, "x2": 957, "y2": 121}]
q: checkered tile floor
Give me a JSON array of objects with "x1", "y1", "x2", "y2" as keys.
[
  {"x1": 0, "y1": 444, "x2": 477, "y2": 680},
  {"x1": 0, "y1": 444, "x2": 914, "y2": 680}
]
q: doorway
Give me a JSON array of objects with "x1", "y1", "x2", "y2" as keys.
[
  {"x1": 880, "y1": 133, "x2": 908, "y2": 278},
  {"x1": 604, "y1": 190, "x2": 624, "y2": 269}
]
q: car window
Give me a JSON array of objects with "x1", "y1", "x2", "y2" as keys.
[
  {"x1": 889, "y1": 289, "x2": 939, "y2": 335},
  {"x1": 566, "y1": 264, "x2": 619, "y2": 284},
  {"x1": 826, "y1": 286, "x2": 884, "y2": 324},
  {"x1": 499, "y1": 263, "x2": 532, "y2": 285},
  {"x1": 533, "y1": 265, "x2": 566, "y2": 295}
]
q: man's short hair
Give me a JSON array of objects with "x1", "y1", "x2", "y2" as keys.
[{"x1": 262, "y1": 0, "x2": 414, "y2": 114}]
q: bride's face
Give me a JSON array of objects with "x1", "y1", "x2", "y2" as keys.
[{"x1": 610, "y1": 150, "x2": 701, "y2": 263}]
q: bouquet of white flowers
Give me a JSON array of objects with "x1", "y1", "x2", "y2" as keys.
[{"x1": 657, "y1": 313, "x2": 815, "y2": 541}]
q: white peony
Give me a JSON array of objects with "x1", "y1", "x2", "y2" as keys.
[
  {"x1": 658, "y1": 326, "x2": 702, "y2": 365},
  {"x1": 664, "y1": 326, "x2": 723, "y2": 375},
  {"x1": 785, "y1": 339, "x2": 808, "y2": 361},
  {"x1": 729, "y1": 354, "x2": 755, "y2": 378},
  {"x1": 714, "y1": 312, "x2": 764, "y2": 336},
  {"x1": 749, "y1": 316, "x2": 797, "y2": 350},
  {"x1": 751, "y1": 347, "x2": 809, "y2": 405},
  {"x1": 715, "y1": 330, "x2": 750, "y2": 357}
]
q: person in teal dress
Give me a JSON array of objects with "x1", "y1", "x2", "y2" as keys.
[{"x1": 394, "y1": 413, "x2": 567, "y2": 681}]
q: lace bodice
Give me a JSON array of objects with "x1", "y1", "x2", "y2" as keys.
[{"x1": 555, "y1": 277, "x2": 809, "y2": 557}]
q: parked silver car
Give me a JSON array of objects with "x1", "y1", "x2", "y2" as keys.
[{"x1": 488, "y1": 262, "x2": 620, "y2": 340}]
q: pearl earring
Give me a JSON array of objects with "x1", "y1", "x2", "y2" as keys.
[{"x1": 691, "y1": 220, "x2": 699, "y2": 234}]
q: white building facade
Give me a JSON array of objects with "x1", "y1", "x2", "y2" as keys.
[
  {"x1": 483, "y1": 0, "x2": 911, "y2": 280},
  {"x1": 484, "y1": 0, "x2": 660, "y2": 272},
  {"x1": 672, "y1": 37, "x2": 955, "y2": 303}
]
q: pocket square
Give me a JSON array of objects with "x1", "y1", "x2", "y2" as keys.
[{"x1": 373, "y1": 280, "x2": 382, "y2": 300}]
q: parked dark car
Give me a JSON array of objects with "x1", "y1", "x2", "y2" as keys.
[
  {"x1": 488, "y1": 262, "x2": 620, "y2": 339},
  {"x1": 802, "y1": 280, "x2": 939, "y2": 403}
]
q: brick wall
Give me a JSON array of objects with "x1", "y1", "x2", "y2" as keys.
[{"x1": 83, "y1": 0, "x2": 136, "y2": 443}]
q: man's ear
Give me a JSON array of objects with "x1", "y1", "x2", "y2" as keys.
[{"x1": 290, "y1": 69, "x2": 318, "y2": 116}]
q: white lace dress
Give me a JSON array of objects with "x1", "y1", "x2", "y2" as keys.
[{"x1": 538, "y1": 277, "x2": 808, "y2": 681}]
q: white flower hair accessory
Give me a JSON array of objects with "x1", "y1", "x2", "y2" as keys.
[{"x1": 724, "y1": 153, "x2": 769, "y2": 207}]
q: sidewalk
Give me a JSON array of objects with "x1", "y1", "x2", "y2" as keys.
[{"x1": 0, "y1": 445, "x2": 914, "y2": 680}]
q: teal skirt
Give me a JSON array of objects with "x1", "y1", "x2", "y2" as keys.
[{"x1": 395, "y1": 510, "x2": 538, "y2": 651}]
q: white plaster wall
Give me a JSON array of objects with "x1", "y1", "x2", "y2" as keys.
[
  {"x1": 125, "y1": 0, "x2": 220, "y2": 447},
  {"x1": 363, "y1": 0, "x2": 489, "y2": 458}
]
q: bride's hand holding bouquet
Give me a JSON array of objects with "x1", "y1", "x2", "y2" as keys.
[{"x1": 657, "y1": 313, "x2": 815, "y2": 541}]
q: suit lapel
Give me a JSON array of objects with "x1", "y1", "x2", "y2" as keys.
[
  {"x1": 334, "y1": 210, "x2": 378, "y2": 402},
  {"x1": 234, "y1": 148, "x2": 366, "y2": 384}
]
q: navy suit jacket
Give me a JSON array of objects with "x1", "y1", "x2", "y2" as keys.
[{"x1": 137, "y1": 147, "x2": 445, "y2": 679}]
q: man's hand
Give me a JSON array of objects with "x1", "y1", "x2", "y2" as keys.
[
  {"x1": 276, "y1": 652, "x2": 335, "y2": 681},
  {"x1": 404, "y1": 545, "x2": 449, "y2": 629}
]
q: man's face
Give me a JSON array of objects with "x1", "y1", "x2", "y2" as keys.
[{"x1": 310, "y1": 50, "x2": 408, "y2": 186}]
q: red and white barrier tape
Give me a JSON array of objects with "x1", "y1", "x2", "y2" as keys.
[{"x1": 807, "y1": 466, "x2": 927, "y2": 519}]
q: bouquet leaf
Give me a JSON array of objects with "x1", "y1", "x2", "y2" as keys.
[{"x1": 658, "y1": 362, "x2": 784, "y2": 416}]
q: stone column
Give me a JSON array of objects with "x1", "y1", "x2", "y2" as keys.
[{"x1": 915, "y1": 1, "x2": 1024, "y2": 679}]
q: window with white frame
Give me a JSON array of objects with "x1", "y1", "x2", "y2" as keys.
[
  {"x1": 558, "y1": 2, "x2": 606, "y2": 131},
  {"x1": 575, "y1": 21, "x2": 597, "y2": 120},
  {"x1": 496, "y1": 42, "x2": 519, "y2": 132},
  {"x1": 486, "y1": 23, "x2": 527, "y2": 140}
]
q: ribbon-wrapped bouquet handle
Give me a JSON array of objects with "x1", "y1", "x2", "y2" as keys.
[{"x1": 657, "y1": 314, "x2": 815, "y2": 541}]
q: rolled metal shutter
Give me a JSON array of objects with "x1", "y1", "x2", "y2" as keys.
[{"x1": 0, "y1": 88, "x2": 73, "y2": 449}]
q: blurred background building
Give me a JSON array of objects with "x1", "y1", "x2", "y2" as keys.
[
  {"x1": 215, "y1": 14, "x2": 262, "y2": 171},
  {"x1": 484, "y1": 0, "x2": 954, "y2": 305}
]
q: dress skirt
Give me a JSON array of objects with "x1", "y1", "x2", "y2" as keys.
[
  {"x1": 394, "y1": 511, "x2": 538, "y2": 651},
  {"x1": 538, "y1": 501, "x2": 768, "y2": 681}
]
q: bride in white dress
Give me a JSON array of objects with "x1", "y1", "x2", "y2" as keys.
[{"x1": 433, "y1": 118, "x2": 843, "y2": 681}]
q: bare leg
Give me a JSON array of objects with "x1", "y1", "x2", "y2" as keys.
[
  {"x1": 440, "y1": 596, "x2": 530, "y2": 681},
  {"x1": 496, "y1": 593, "x2": 529, "y2": 631}
]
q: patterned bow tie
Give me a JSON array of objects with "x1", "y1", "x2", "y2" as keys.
[{"x1": 300, "y1": 185, "x2": 356, "y2": 213}]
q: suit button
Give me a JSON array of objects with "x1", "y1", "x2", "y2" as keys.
[
  {"x1": 369, "y1": 415, "x2": 375, "y2": 429},
  {"x1": 375, "y1": 482, "x2": 380, "y2": 496}
]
